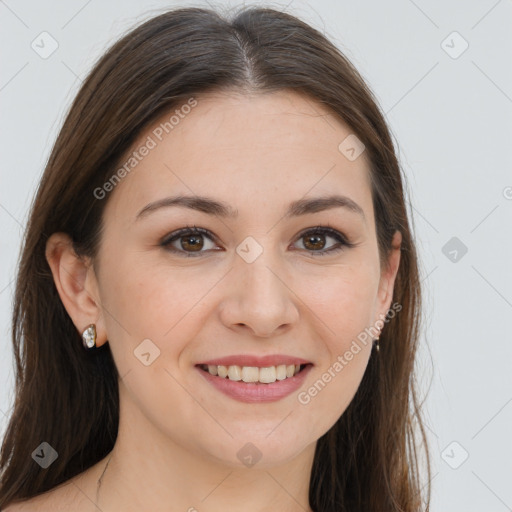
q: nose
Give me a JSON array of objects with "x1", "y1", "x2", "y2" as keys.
[{"x1": 218, "y1": 252, "x2": 300, "y2": 338}]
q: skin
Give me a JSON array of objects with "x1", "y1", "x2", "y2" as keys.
[{"x1": 8, "y1": 89, "x2": 401, "y2": 511}]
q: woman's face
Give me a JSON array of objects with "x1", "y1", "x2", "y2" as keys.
[{"x1": 89, "y1": 89, "x2": 400, "y2": 468}]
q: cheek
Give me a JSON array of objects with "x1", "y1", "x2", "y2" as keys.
[
  {"x1": 292, "y1": 264, "x2": 377, "y2": 421},
  {"x1": 297, "y1": 341, "x2": 372, "y2": 440},
  {"x1": 300, "y1": 262, "x2": 379, "y2": 350},
  {"x1": 96, "y1": 261, "x2": 220, "y2": 445},
  {"x1": 99, "y1": 258, "x2": 222, "y2": 360}
]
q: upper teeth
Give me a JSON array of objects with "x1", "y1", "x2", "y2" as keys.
[{"x1": 204, "y1": 364, "x2": 302, "y2": 384}]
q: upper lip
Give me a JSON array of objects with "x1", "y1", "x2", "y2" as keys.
[{"x1": 197, "y1": 354, "x2": 312, "y2": 367}]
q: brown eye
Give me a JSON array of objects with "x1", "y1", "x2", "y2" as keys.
[
  {"x1": 161, "y1": 225, "x2": 355, "y2": 258},
  {"x1": 179, "y1": 234, "x2": 204, "y2": 252},
  {"x1": 161, "y1": 226, "x2": 217, "y2": 257},
  {"x1": 303, "y1": 233, "x2": 327, "y2": 251},
  {"x1": 294, "y1": 227, "x2": 355, "y2": 256}
]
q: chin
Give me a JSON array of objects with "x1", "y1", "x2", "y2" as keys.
[{"x1": 200, "y1": 431, "x2": 315, "y2": 470}]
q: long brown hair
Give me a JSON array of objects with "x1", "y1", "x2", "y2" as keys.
[{"x1": 0, "y1": 6, "x2": 431, "y2": 511}]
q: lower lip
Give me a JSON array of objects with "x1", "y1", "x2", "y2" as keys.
[{"x1": 196, "y1": 365, "x2": 313, "y2": 403}]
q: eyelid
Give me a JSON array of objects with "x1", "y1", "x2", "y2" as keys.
[
  {"x1": 292, "y1": 225, "x2": 357, "y2": 256},
  {"x1": 160, "y1": 225, "x2": 217, "y2": 244},
  {"x1": 160, "y1": 225, "x2": 220, "y2": 256},
  {"x1": 295, "y1": 225, "x2": 354, "y2": 246}
]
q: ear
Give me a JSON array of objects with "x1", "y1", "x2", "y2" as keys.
[
  {"x1": 45, "y1": 232, "x2": 108, "y2": 347},
  {"x1": 374, "y1": 230, "x2": 402, "y2": 330}
]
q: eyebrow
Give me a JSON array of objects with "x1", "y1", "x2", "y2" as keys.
[{"x1": 135, "y1": 194, "x2": 365, "y2": 222}]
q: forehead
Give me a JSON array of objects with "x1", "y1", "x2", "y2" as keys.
[{"x1": 102, "y1": 89, "x2": 373, "y2": 226}]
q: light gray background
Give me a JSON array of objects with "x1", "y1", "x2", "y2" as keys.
[{"x1": 1, "y1": 0, "x2": 511, "y2": 510}]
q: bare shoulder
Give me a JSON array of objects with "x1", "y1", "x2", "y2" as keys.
[
  {"x1": 3, "y1": 483, "x2": 78, "y2": 511},
  {"x1": 3, "y1": 472, "x2": 96, "y2": 511},
  {"x1": 3, "y1": 455, "x2": 110, "y2": 511}
]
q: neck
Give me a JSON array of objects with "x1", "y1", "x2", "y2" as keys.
[{"x1": 93, "y1": 383, "x2": 316, "y2": 511}]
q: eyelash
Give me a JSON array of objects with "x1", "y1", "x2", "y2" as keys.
[{"x1": 160, "y1": 224, "x2": 356, "y2": 258}]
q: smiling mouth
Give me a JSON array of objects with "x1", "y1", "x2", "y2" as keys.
[{"x1": 198, "y1": 363, "x2": 310, "y2": 384}]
